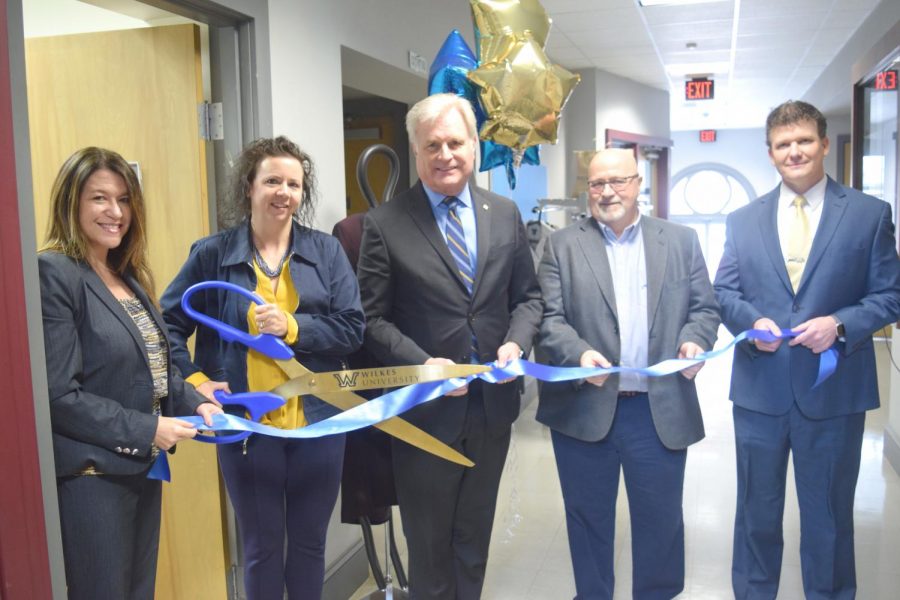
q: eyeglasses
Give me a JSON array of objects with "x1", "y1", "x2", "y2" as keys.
[{"x1": 587, "y1": 174, "x2": 639, "y2": 192}]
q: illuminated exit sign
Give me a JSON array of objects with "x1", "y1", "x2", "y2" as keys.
[
  {"x1": 875, "y1": 70, "x2": 898, "y2": 90},
  {"x1": 699, "y1": 129, "x2": 717, "y2": 143},
  {"x1": 685, "y1": 78, "x2": 714, "y2": 100}
]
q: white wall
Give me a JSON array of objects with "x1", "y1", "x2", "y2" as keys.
[
  {"x1": 594, "y1": 69, "x2": 670, "y2": 143},
  {"x1": 671, "y1": 128, "x2": 777, "y2": 200},
  {"x1": 267, "y1": 0, "x2": 474, "y2": 231},
  {"x1": 559, "y1": 67, "x2": 670, "y2": 197}
]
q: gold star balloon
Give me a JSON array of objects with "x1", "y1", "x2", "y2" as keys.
[
  {"x1": 470, "y1": 0, "x2": 551, "y2": 61},
  {"x1": 468, "y1": 31, "x2": 580, "y2": 152}
]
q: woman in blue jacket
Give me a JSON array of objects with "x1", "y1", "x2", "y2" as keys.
[{"x1": 161, "y1": 137, "x2": 364, "y2": 599}]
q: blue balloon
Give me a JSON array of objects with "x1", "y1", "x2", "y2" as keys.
[
  {"x1": 480, "y1": 142, "x2": 540, "y2": 189},
  {"x1": 428, "y1": 30, "x2": 485, "y2": 125},
  {"x1": 428, "y1": 29, "x2": 542, "y2": 190}
]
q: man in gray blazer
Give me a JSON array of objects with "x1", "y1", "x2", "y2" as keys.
[
  {"x1": 358, "y1": 93, "x2": 542, "y2": 599},
  {"x1": 537, "y1": 149, "x2": 720, "y2": 599}
]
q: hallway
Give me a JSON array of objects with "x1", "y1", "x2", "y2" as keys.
[{"x1": 353, "y1": 332, "x2": 900, "y2": 599}]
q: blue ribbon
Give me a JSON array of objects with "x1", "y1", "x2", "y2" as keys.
[
  {"x1": 150, "y1": 327, "x2": 837, "y2": 480},
  {"x1": 174, "y1": 328, "x2": 837, "y2": 439}
]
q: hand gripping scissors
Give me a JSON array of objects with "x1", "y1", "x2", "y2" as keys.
[{"x1": 182, "y1": 281, "x2": 483, "y2": 466}]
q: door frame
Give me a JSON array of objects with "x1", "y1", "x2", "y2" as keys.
[{"x1": 4, "y1": 1, "x2": 274, "y2": 597}]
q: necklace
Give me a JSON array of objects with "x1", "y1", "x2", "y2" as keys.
[{"x1": 253, "y1": 244, "x2": 291, "y2": 278}]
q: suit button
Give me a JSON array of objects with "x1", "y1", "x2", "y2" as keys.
[
  {"x1": 792, "y1": 304, "x2": 800, "y2": 313},
  {"x1": 115, "y1": 447, "x2": 122, "y2": 453},
  {"x1": 613, "y1": 325, "x2": 619, "y2": 335},
  {"x1": 131, "y1": 448, "x2": 139, "y2": 456}
]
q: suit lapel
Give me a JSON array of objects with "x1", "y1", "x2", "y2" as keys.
[
  {"x1": 576, "y1": 220, "x2": 618, "y2": 319},
  {"x1": 757, "y1": 188, "x2": 794, "y2": 294},
  {"x1": 405, "y1": 183, "x2": 470, "y2": 295},
  {"x1": 799, "y1": 178, "x2": 847, "y2": 292},
  {"x1": 471, "y1": 186, "x2": 491, "y2": 298},
  {"x1": 83, "y1": 266, "x2": 149, "y2": 366},
  {"x1": 642, "y1": 218, "x2": 667, "y2": 332}
]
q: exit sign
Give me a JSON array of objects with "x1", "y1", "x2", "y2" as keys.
[
  {"x1": 699, "y1": 129, "x2": 717, "y2": 143},
  {"x1": 875, "y1": 70, "x2": 898, "y2": 90},
  {"x1": 685, "y1": 78, "x2": 714, "y2": 100}
]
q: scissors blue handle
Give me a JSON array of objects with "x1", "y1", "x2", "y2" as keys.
[
  {"x1": 182, "y1": 280, "x2": 295, "y2": 443},
  {"x1": 181, "y1": 280, "x2": 294, "y2": 360},
  {"x1": 193, "y1": 390, "x2": 287, "y2": 444}
]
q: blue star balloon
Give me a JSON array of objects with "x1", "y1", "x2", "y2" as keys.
[{"x1": 481, "y1": 142, "x2": 540, "y2": 190}]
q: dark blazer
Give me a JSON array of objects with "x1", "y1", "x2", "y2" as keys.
[
  {"x1": 536, "y1": 216, "x2": 720, "y2": 450},
  {"x1": 39, "y1": 251, "x2": 205, "y2": 477},
  {"x1": 160, "y1": 222, "x2": 364, "y2": 425},
  {"x1": 358, "y1": 181, "x2": 543, "y2": 442},
  {"x1": 714, "y1": 178, "x2": 900, "y2": 418}
]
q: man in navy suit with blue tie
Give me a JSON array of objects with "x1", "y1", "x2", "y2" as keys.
[
  {"x1": 358, "y1": 93, "x2": 542, "y2": 598},
  {"x1": 715, "y1": 100, "x2": 900, "y2": 599}
]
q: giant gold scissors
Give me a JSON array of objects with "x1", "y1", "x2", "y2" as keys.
[{"x1": 182, "y1": 281, "x2": 480, "y2": 466}]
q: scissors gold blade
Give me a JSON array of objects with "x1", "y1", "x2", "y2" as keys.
[
  {"x1": 272, "y1": 359, "x2": 476, "y2": 467},
  {"x1": 271, "y1": 363, "x2": 489, "y2": 397},
  {"x1": 181, "y1": 280, "x2": 476, "y2": 466}
]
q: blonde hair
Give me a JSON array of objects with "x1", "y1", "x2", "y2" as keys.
[
  {"x1": 41, "y1": 147, "x2": 156, "y2": 302},
  {"x1": 405, "y1": 93, "x2": 478, "y2": 148}
]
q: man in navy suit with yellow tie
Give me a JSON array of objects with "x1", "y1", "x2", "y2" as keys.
[{"x1": 715, "y1": 100, "x2": 900, "y2": 599}]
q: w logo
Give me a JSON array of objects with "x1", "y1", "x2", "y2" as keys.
[{"x1": 333, "y1": 372, "x2": 360, "y2": 388}]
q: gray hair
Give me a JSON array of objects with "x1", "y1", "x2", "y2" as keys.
[{"x1": 405, "y1": 93, "x2": 478, "y2": 148}]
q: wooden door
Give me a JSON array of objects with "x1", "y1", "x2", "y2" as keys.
[
  {"x1": 25, "y1": 24, "x2": 228, "y2": 599},
  {"x1": 344, "y1": 114, "x2": 397, "y2": 214}
]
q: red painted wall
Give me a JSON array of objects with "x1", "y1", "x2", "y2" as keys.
[{"x1": 0, "y1": 1, "x2": 54, "y2": 597}]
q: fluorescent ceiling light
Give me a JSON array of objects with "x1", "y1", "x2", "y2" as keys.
[
  {"x1": 666, "y1": 61, "x2": 730, "y2": 77},
  {"x1": 639, "y1": 0, "x2": 729, "y2": 6}
]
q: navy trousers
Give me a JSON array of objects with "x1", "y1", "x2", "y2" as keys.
[
  {"x1": 732, "y1": 403, "x2": 864, "y2": 600},
  {"x1": 393, "y1": 382, "x2": 512, "y2": 600},
  {"x1": 218, "y1": 433, "x2": 345, "y2": 600},
  {"x1": 57, "y1": 471, "x2": 161, "y2": 600},
  {"x1": 552, "y1": 394, "x2": 687, "y2": 600}
]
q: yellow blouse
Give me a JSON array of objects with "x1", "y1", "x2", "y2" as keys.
[
  {"x1": 186, "y1": 258, "x2": 305, "y2": 429},
  {"x1": 248, "y1": 259, "x2": 306, "y2": 429}
]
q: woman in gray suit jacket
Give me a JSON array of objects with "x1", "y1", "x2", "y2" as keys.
[{"x1": 38, "y1": 147, "x2": 221, "y2": 600}]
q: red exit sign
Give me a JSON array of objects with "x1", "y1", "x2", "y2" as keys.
[
  {"x1": 699, "y1": 129, "x2": 717, "y2": 143},
  {"x1": 685, "y1": 78, "x2": 714, "y2": 100},
  {"x1": 875, "y1": 70, "x2": 898, "y2": 90}
]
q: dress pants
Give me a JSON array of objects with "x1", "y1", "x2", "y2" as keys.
[
  {"x1": 551, "y1": 393, "x2": 687, "y2": 600},
  {"x1": 218, "y1": 433, "x2": 346, "y2": 600},
  {"x1": 393, "y1": 381, "x2": 512, "y2": 599},
  {"x1": 732, "y1": 403, "x2": 864, "y2": 600},
  {"x1": 57, "y1": 471, "x2": 162, "y2": 600}
]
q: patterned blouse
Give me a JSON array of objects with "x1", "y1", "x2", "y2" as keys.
[{"x1": 119, "y1": 297, "x2": 168, "y2": 458}]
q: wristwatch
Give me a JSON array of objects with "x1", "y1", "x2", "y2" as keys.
[{"x1": 832, "y1": 316, "x2": 846, "y2": 338}]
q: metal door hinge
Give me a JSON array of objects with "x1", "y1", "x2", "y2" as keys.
[{"x1": 198, "y1": 101, "x2": 224, "y2": 141}]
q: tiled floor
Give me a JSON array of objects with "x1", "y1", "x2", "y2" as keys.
[{"x1": 351, "y1": 332, "x2": 900, "y2": 599}]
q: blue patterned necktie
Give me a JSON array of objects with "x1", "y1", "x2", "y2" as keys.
[
  {"x1": 443, "y1": 196, "x2": 475, "y2": 295},
  {"x1": 443, "y1": 196, "x2": 479, "y2": 361}
]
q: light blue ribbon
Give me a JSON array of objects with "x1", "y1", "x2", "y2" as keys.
[{"x1": 151, "y1": 327, "x2": 837, "y2": 480}]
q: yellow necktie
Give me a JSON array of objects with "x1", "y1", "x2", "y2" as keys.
[{"x1": 786, "y1": 195, "x2": 811, "y2": 291}]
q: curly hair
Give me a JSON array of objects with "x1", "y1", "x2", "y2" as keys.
[
  {"x1": 41, "y1": 147, "x2": 156, "y2": 302},
  {"x1": 223, "y1": 136, "x2": 318, "y2": 228}
]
